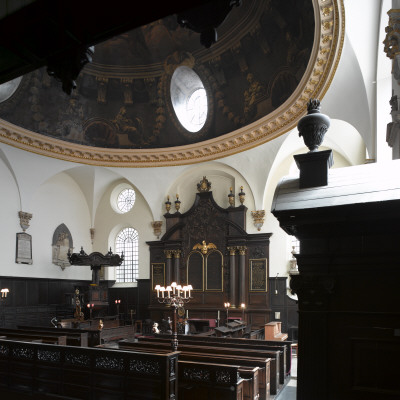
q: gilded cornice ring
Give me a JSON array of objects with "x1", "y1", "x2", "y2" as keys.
[{"x1": 0, "y1": 0, "x2": 344, "y2": 168}]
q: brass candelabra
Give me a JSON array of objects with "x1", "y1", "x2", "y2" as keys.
[{"x1": 155, "y1": 282, "x2": 192, "y2": 351}]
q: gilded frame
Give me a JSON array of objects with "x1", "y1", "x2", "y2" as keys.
[
  {"x1": 249, "y1": 258, "x2": 268, "y2": 292},
  {"x1": 205, "y1": 249, "x2": 224, "y2": 292},
  {"x1": 186, "y1": 250, "x2": 204, "y2": 291},
  {"x1": 151, "y1": 262, "x2": 165, "y2": 290}
]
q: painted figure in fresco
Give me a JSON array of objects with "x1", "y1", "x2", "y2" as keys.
[{"x1": 112, "y1": 106, "x2": 144, "y2": 145}]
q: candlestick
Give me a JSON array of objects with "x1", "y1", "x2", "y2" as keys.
[{"x1": 154, "y1": 282, "x2": 192, "y2": 352}]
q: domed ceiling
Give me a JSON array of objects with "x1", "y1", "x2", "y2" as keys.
[{"x1": 0, "y1": 0, "x2": 344, "y2": 167}]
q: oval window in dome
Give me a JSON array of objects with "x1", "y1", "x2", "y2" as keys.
[
  {"x1": 0, "y1": 76, "x2": 22, "y2": 103},
  {"x1": 170, "y1": 66, "x2": 208, "y2": 133}
]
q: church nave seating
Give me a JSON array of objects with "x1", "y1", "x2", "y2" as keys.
[
  {"x1": 137, "y1": 334, "x2": 290, "y2": 386},
  {"x1": 0, "y1": 338, "x2": 178, "y2": 399},
  {"x1": 115, "y1": 339, "x2": 280, "y2": 397},
  {"x1": 0, "y1": 327, "x2": 68, "y2": 345},
  {"x1": 105, "y1": 340, "x2": 267, "y2": 400}
]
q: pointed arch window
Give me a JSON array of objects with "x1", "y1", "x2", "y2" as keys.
[{"x1": 115, "y1": 227, "x2": 139, "y2": 282}]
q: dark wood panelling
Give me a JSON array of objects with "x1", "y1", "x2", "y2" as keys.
[
  {"x1": 147, "y1": 188, "x2": 272, "y2": 327},
  {"x1": 268, "y1": 277, "x2": 298, "y2": 342},
  {"x1": 248, "y1": 293, "x2": 268, "y2": 305},
  {"x1": 0, "y1": 276, "x2": 91, "y2": 328},
  {"x1": 38, "y1": 281, "x2": 48, "y2": 304}
]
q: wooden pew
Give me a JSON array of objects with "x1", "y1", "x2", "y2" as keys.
[
  {"x1": 139, "y1": 335, "x2": 287, "y2": 386},
  {"x1": 17, "y1": 324, "x2": 135, "y2": 347},
  {"x1": 160, "y1": 333, "x2": 293, "y2": 379},
  {"x1": 0, "y1": 338, "x2": 178, "y2": 399},
  {"x1": 17, "y1": 325, "x2": 88, "y2": 347},
  {"x1": 180, "y1": 354, "x2": 263, "y2": 400},
  {"x1": 118, "y1": 339, "x2": 280, "y2": 396},
  {"x1": 0, "y1": 328, "x2": 67, "y2": 345},
  {"x1": 239, "y1": 366, "x2": 260, "y2": 400},
  {"x1": 179, "y1": 360, "x2": 244, "y2": 400},
  {"x1": 113, "y1": 341, "x2": 269, "y2": 400},
  {"x1": 100, "y1": 342, "x2": 259, "y2": 400}
]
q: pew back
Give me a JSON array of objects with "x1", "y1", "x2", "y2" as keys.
[
  {"x1": 179, "y1": 360, "x2": 244, "y2": 400},
  {"x1": 0, "y1": 339, "x2": 178, "y2": 400}
]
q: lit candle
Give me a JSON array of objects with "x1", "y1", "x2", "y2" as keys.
[
  {"x1": 171, "y1": 282, "x2": 176, "y2": 295},
  {"x1": 155, "y1": 285, "x2": 160, "y2": 297},
  {"x1": 182, "y1": 286, "x2": 187, "y2": 298},
  {"x1": 160, "y1": 287, "x2": 165, "y2": 298},
  {"x1": 187, "y1": 285, "x2": 192, "y2": 298},
  {"x1": 115, "y1": 300, "x2": 117, "y2": 304},
  {"x1": 91, "y1": 304, "x2": 94, "y2": 308},
  {"x1": 166, "y1": 286, "x2": 172, "y2": 298},
  {"x1": 177, "y1": 285, "x2": 182, "y2": 297}
]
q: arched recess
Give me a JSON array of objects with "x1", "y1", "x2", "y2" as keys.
[
  {"x1": 101, "y1": 181, "x2": 154, "y2": 285},
  {"x1": 0, "y1": 147, "x2": 21, "y2": 209},
  {"x1": 186, "y1": 249, "x2": 223, "y2": 292},
  {"x1": 263, "y1": 118, "x2": 367, "y2": 212},
  {"x1": 259, "y1": 118, "x2": 366, "y2": 277},
  {"x1": 165, "y1": 161, "x2": 256, "y2": 232},
  {"x1": 30, "y1": 171, "x2": 92, "y2": 280}
]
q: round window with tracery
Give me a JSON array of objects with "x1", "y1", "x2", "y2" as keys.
[{"x1": 117, "y1": 188, "x2": 136, "y2": 213}]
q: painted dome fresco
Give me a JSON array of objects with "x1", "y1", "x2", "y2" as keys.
[{"x1": 0, "y1": 0, "x2": 344, "y2": 166}]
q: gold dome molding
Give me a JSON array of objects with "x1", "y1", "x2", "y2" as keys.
[{"x1": 0, "y1": 0, "x2": 344, "y2": 168}]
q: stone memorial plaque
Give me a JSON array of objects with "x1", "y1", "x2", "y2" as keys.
[{"x1": 16, "y1": 232, "x2": 32, "y2": 264}]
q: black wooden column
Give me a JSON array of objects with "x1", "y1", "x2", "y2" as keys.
[
  {"x1": 172, "y1": 250, "x2": 181, "y2": 284},
  {"x1": 238, "y1": 246, "x2": 247, "y2": 305},
  {"x1": 164, "y1": 250, "x2": 173, "y2": 285},
  {"x1": 227, "y1": 246, "x2": 237, "y2": 307}
]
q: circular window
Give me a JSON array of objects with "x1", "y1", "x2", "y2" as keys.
[
  {"x1": 0, "y1": 76, "x2": 22, "y2": 103},
  {"x1": 117, "y1": 188, "x2": 136, "y2": 213},
  {"x1": 170, "y1": 66, "x2": 208, "y2": 132},
  {"x1": 111, "y1": 183, "x2": 136, "y2": 214}
]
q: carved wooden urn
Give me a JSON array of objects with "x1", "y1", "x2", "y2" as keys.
[{"x1": 298, "y1": 99, "x2": 330, "y2": 152}]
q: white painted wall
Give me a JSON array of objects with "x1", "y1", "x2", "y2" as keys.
[{"x1": 0, "y1": 1, "x2": 390, "y2": 290}]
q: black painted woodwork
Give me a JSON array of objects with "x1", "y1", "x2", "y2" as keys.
[
  {"x1": 0, "y1": 339, "x2": 178, "y2": 399},
  {"x1": 268, "y1": 276, "x2": 298, "y2": 342},
  {"x1": 147, "y1": 188, "x2": 272, "y2": 328},
  {"x1": 272, "y1": 161, "x2": 400, "y2": 400}
]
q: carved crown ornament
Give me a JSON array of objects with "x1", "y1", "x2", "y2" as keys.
[{"x1": 0, "y1": 0, "x2": 344, "y2": 167}]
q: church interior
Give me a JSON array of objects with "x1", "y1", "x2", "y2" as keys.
[{"x1": 0, "y1": 1, "x2": 399, "y2": 399}]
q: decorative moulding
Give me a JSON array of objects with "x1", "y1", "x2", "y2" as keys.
[
  {"x1": 18, "y1": 211, "x2": 32, "y2": 232},
  {"x1": 151, "y1": 221, "x2": 163, "y2": 239},
  {"x1": 0, "y1": 0, "x2": 344, "y2": 167},
  {"x1": 251, "y1": 210, "x2": 265, "y2": 231}
]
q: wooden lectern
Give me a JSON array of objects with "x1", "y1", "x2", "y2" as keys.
[{"x1": 264, "y1": 321, "x2": 288, "y2": 341}]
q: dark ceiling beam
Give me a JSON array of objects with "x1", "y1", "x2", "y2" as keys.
[{"x1": 0, "y1": 0, "x2": 211, "y2": 85}]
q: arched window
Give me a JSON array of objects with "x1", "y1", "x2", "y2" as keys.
[{"x1": 115, "y1": 227, "x2": 139, "y2": 282}]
